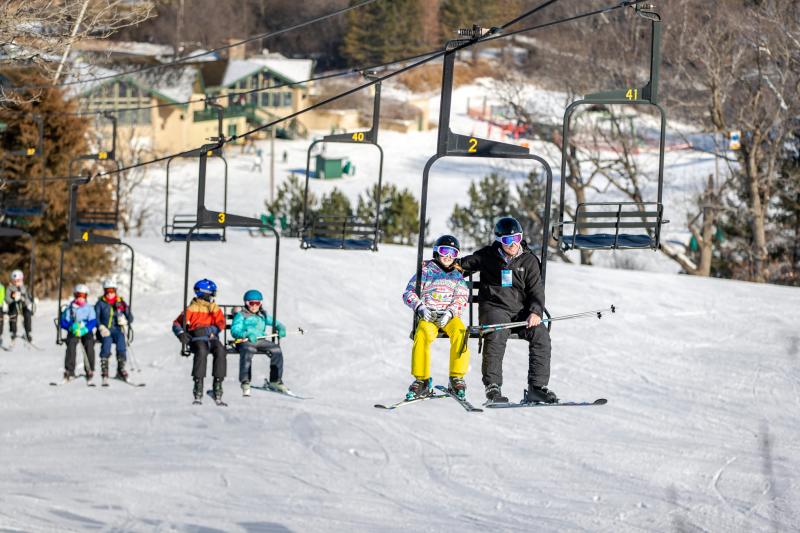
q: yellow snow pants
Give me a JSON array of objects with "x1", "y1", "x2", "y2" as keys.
[{"x1": 411, "y1": 316, "x2": 470, "y2": 380}]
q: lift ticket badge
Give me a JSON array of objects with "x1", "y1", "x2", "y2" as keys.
[{"x1": 501, "y1": 269, "x2": 513, "y2": 287}]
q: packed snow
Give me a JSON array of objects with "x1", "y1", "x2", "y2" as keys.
[{"x1": 1, "y1": 83, "x2": 798, "y2": 532}]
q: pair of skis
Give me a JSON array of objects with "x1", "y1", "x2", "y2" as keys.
[
  {"x1": 375, "y1": 385, "x2": 483, "y2": 412},
  {"x1": 376, "y1": 385, "x2": 607, "y2": 411},
  {"x1": 194, "y1": 382, "x2": 311, "y2": 407},
  {"x1": 49, "y1": 375, "x2": 146, "y2": 388}
]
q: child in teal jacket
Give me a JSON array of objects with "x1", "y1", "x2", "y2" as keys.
[{"x1": 230, "y1": 289, "x2": 287, "y2": 396}]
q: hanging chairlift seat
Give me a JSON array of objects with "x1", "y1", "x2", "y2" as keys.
[
  {"x1": 558, "y1": 201, "x2": 664, "y2": 250},
  {"x1": 301, "y1": 214, "x2": 379, "y2": 251},
  {"x1": 163, "y1": 214, "x2": 225, "y2": 242}
]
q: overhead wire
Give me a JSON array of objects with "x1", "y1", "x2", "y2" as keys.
[{"x1": 93, "y1": 0, "x2": 648, "y2": 179}]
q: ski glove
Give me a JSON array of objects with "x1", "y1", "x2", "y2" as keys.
[
  {"x1": 247, "y1": 334, "x2": 258, "y2": 344},
  {"x1": 98, "y1": 325, "x2": 111, "y2": 338},
  {"x1": 277, "y1": 323, "x2": 287, "y2": 338},
  {"x1": 117, "y1": 314, "x2": 128, "y2": 326},
  {"x1": 416, "y1": 304, "x2": 433, "y2": 322},
  {"x1": 435, "y1": 310, "x2": 452, "y2": 328},
  {"x1": 177, "y1": 332, "x2": 192, "y2": 345}
]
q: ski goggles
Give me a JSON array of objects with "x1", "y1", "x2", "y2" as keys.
[
  {"x1": 74, "y1": 292, "x2": 88, "y2": 299},
  {"x1": 496, "y1": 233, "x2": 523, "y2": 246},
  {"x1": 434, "y1": 245, "x2": 459, "y2": 258},
  {"x1": 245, "y1": 300, "x2": 262, "y2": 307}
]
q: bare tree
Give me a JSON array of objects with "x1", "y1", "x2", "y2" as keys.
[
  {"x1": 666, "y1": 0, "x2": 800, "y2": 282},
  {"x1": 0, "y1": 0, "x2": 154, "y2": 101}
]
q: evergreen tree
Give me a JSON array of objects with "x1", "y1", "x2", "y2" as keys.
[
  {"x1": 449, "y1": 173, "x2": 512, "y2": 248},
  {"x1": 265, "y1": 173, "x2": 316, "y2": 235},
  {"x1": 318, "y1": 188, "x2": 352, "y2": 218},
  {"x1": 0, "y1": 71, "x2": 114, "y2": 297},
  {"x1": 342, "y1": 0, "x2": 428, "y2": 66},
  {"x1": 356, "y1": 182, "x2": 420, "y2": 245},
  {"x1": 512, "y1": 169, "x2": 549, "y2": 249}
]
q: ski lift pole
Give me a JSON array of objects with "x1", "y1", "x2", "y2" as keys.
[{"x1": 477, "y1": 305, "x2": 616, "y2": 334}]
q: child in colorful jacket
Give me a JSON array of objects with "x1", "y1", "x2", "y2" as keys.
[
  {"x1": 172, "y1": 278, "x2": 227, "y2": 402},
  {"x1": 402, "y1": 234, "x2": 470, "y2": 400},
  {"x1": 59, "y1": 283, "x2": 97, "y2": 381},
  {"x1": 95, "y1": 278, "x2": 134, "y2": 381},
  {"x1": 230, "y1": 289, "x2": 287, "y2": 397}
]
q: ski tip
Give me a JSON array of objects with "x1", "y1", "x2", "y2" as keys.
[{"x1": 594, "y1": 398, "x2": 608, "y2": 405}]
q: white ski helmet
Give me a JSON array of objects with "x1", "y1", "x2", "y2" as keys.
[
  {"x1": 102, "y1": 278, "x2": 117, "y2": 290},
  {"x1": 10, "y1": 269, "x2": 24, "y2": 282},
  {"x1": 73, "y1": 283, "x2": 89, "y2": 296}
]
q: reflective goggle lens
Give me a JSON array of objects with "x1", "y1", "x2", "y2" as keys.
[
  {"x1": 435, "y1": 245, "x2": 459, "y2": 258},
  {"x1": 246, "y1": 300, "x2": 262, "y2": 307},
  {"x1": 497, "y1": 233, "x2": 522, "y2": 246}
]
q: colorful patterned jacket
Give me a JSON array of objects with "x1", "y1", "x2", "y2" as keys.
[{"x1": 402, "y1": 260, "x2": 469, "y2": 317}]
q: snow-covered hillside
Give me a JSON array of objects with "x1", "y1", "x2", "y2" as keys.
[
  {"x1": 1, "y1": 82, "x2": 798, "y2": 532},
  {"x1": 1, "y1": 231, "x2": 798, "y2": 531}
]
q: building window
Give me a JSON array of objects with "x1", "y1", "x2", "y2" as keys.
[
  {"x1": 283, "y1": 92, "x2": 292, "y2": 107},
  {"x1": 260, "y1": 93, "x2": 269, "y2": 107},
  {"x1": 227, "y1": 124, "x2": 237, "y2": 138},
  {"x1": 270, "y1": 93, "x2": 280, "y2": 107}
]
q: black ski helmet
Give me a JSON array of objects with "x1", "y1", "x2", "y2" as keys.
[
  {"x1": 433, "y1": 234, "x2": 460, "y2": 258},
  {"x1": 494, "y1": 216, "x2": 523, "y2": 237}
]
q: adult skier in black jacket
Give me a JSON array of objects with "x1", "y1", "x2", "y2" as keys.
[{"x1": 460, "y1": 216, "x2": 558, "y2": 404}]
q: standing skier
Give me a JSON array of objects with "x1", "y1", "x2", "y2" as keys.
[
  {"x1": 230, "y1": 289, "x2": 287, "y2": 397},
  {"x1": 459, "y1": 216, "x2": 558, "y2": 404},
  {"x1": 172, "y1": 278, "x2": 227, "y2": 403},
  {"x1": 6, "y1": 269, "x2": 33, "y2": 343},
  {"x1": 59, "y1": 284, "x2": 97, "y2": 381},
  {"x1": 402, "y1": 235, "x2": 470, "y2": 400},
  {"x1": 94, "y1": 279, "x2": 133, "y2": 383}
]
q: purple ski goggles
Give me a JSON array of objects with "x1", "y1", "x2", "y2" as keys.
[
  {"x1": 434, "y1": 245, "x2": 459, "y2": 258},
  {"x1": 496, "y1": 232, "x2": 523, "y2": 246}
]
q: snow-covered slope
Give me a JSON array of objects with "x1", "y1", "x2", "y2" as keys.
[
  {"x1": 1, "y1": 231, "x2": 798, "y2": 531},
  {"x1": 1, "y1": 80, "x2": 796, "y2": 532}
]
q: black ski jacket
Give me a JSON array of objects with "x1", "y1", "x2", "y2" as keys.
[{"x1": 459, "y1": 241, "x2": 545, "y2": 318}]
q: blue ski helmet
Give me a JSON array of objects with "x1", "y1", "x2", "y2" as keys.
[
  {"x1": 193, "y1": 278, "x2": 217, "y2": 300},
  {"x1": 243, "y1": 289, "x2": 263, "y2": 303}
]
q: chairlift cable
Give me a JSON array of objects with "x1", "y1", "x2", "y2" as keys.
[{"x1": 81, "y1": 0, "x2": 647, "y2": 179}]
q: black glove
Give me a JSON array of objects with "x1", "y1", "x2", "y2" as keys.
[{"x1": 178, "y1": 332, "x2": 192, "y2": 345}]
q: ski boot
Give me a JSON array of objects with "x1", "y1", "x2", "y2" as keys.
[
  {"x1": 526, "y1": 385, "x2": 559, "y2": 404},
  {"x1": 85, "y1": 369, "x2": 94, "y2": 383},
  {"x1": 63, "y1": 371, "x2": 75, "y2": 382},
  {"x1": 193, "y1": 378, "x2": 204, "y2": 403},
  {"x1": 212, "y1": 377, "x2": 224, "y2": 402},
  {"x1": 100, "y1": 359, "x2": 110, "y2": 386},
  {"x1": 406, "y1": 378, "x2": 432, "y2": 400},
  {"x1": 268, "y1": 379, "x2": 289, "y2": 394},
  {"x1": 448, "y1": 376, "x2": 467, "y2": 400},
  {"x1": 241, "y1": 381, "x2": 251, "y2": 397},
  {"x1": 485, "y1": 383, "x2": 508, "y2": 404},
  {"x1": 116, "y1": 358, "x2": 129, "y2": 382}
]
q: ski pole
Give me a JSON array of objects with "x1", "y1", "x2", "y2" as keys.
[
  {"x1": 232, "y1": 327, "x2": 305, "y2": 344},
  {"x1": 477, "y1": 305, "x2": 616, "y2": 334}
]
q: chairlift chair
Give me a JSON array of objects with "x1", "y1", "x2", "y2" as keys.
[
  {"x1": 412, "y1": 34, "x2": 554, "y2": 343},
  {"x1": 0, "y1": 114, "x2": 46, "y2": 217},
  {"x1": 300, "y1": 75, "x2": 384, "y2": 251},
  {"x1": 554, "y1": 4, "x2": 668, "y2": 251},
  {"x1": 68, "y1": 114, "x2": 122, "y2": 232},
  {"x1": 179, "y1": 145, "x2": 281, "y2": 355},
  {"x1": 163, "y1": 104, "x2": 228, "y2": 243}
]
